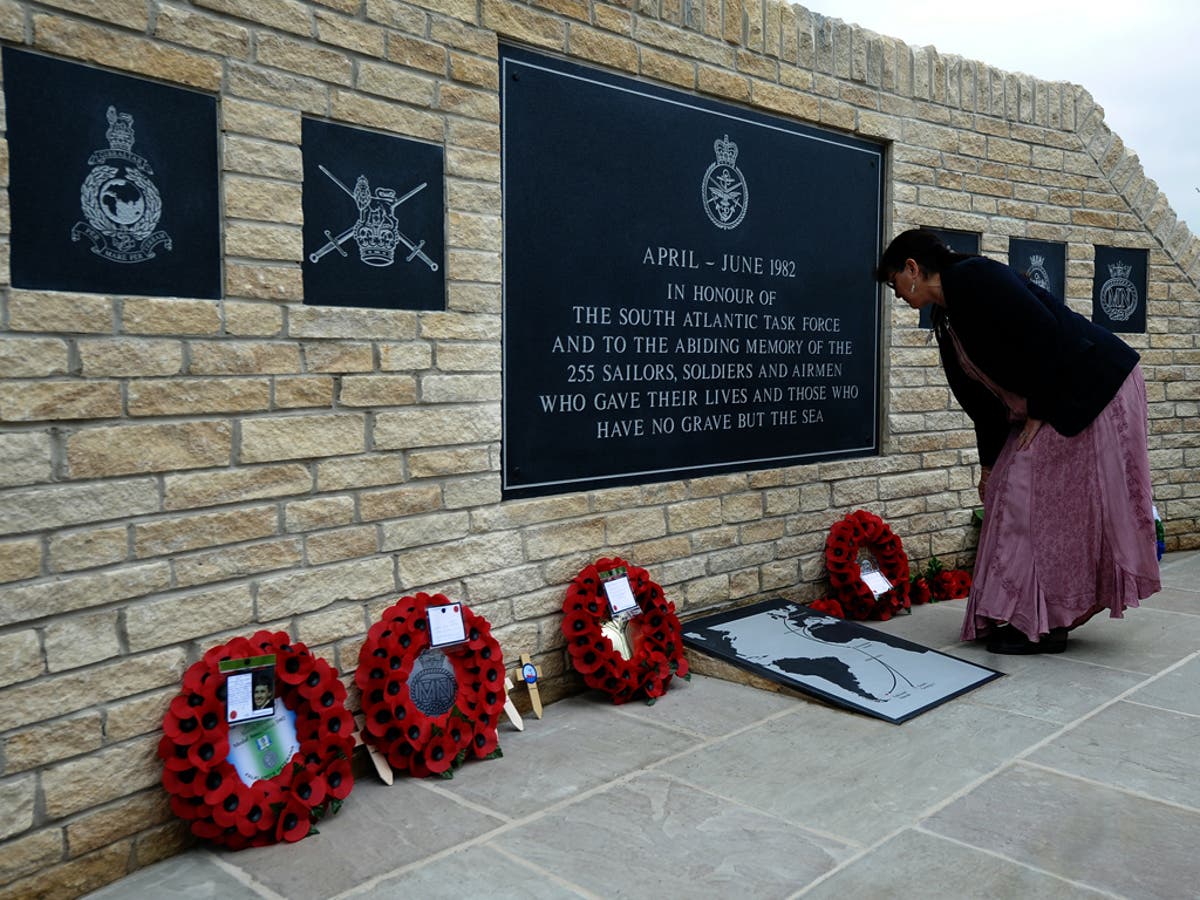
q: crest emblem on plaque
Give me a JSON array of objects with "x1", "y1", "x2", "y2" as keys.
[
  {"x1": 71, "y1": 106, "x2": 172, "y2": 264},
  {"x1": 1026, "y1": 254, "x2": 1049, "y2": 291},
  {"x1": 408, "y1": 649, "x2": 457, "y2": 717},
  {"x1": 702, "y1": 134, "x2": 748, "y2": 230},
  {"x1": 309, "y1": 165, "x2": 438, "y2": 271},
  {"x1": 1099, "y1": 261, "x2": 1138, "y2": 322}
]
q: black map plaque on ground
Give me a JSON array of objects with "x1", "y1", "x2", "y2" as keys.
[
  {"x1": 500, "y1": 46, "x2": 884, "y2": 498},
  {"x1": 683, "y1": 599, "x2": 1002, "y2": 724},
  {"x1": 3, "y1": 48, "x2": 220, "y2": 298}
]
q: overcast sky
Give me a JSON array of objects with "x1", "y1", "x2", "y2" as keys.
[{"x1": 817, "y1": 0, "x2": 1200, "y2": 235}]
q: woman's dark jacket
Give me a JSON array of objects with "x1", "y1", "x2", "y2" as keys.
[{"x1": 934, "y1": 256, "x2": 1139, "y2": 467}]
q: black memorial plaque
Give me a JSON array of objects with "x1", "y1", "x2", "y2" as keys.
[
  {"x1": 1091, "y1": 245, "x2": 1147, "y2": 334},
  {"x1": 917, "y1": 226, "x2": 979, "y2": 329},
  {"x1": 500, "y1": 46, "x2": 884, "y2": 498},
  {"x1": 1008, "y1": 237, "x2": 1065, "y2": 302},
  {"x1": 3, "y1": 48, "x2": 220, "y2": 298},
  {"x1": 302, "y1": 118, "x2": 444, "y2": 310}
]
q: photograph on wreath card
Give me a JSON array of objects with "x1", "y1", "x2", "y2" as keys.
[
  {"x1": 1091, "y1": 245, "x2": 1147, "y2": 333},
  {"x1": 2, "y1": 48, "x2": 221, "y2": 298},
  {"x1": 1008, "y1": 237, "x2": 1066, "y2": 302},
  {"x1": 302, "y1": 118, "x2": 445, "y2": 311}
]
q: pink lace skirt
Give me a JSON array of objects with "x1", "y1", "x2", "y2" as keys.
[{"x1": 962, "y1": 366, "x2": 1161, "y2": 642}]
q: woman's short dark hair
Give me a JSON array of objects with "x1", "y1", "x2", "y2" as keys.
[{"x1": 874, "y1": 229, "x2": 977, "y2": 282}]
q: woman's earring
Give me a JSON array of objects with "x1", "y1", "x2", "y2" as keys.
[{"x1": 910, "y1": 278, "x2": 916, "y2": 292}]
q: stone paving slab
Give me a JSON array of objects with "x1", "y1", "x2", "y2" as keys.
[{"x1": 85, "y1": 551, "x2": 1200, "y2": 900}]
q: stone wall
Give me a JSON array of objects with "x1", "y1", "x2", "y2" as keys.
[{"x1": 1, "y1": 0, "x2": 1197, "y2": 895}]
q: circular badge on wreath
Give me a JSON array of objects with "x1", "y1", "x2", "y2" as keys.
[
  {"x1": 823, "y1": 509, "x2": 912, "y2": 621},
  {"x1": 356, "y1": 593, "x2": 504, "y2": 778},
  {"x1": 159, "y1": 632, "x2": 355, "y2": 848},
  {"x1": 561, "y1": 557, "x2": 689, "y2": 704}
]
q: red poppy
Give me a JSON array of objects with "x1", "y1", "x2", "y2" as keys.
[
  {"x1": 275, "y1": 798, "x2": 313, "y2": 843},
  {"x1": 324, "y1": 757, "x2": 354, "y2": 800},
  {"x1": 422, "y1": 733, "x2": 458, "y2": 775},
  {"x1": 210, "y1": 778, "x2": 253, "y2": 829}
]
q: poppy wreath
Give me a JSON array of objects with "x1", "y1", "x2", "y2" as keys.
[
  {"x1": 355, "y1": 593, "x2": 504, "y2": 779},
  {"x1": 561, "y1": 557, "x2": 689, "y2": 705},
  {"x1": 159, "y1": 631, "x2": 355, "y2": 848},
  {"x1": 823, "y1": 509, "x2": 912, "y2": 621},
  {"x1": 911, "y1": 557, "x2": 973, "y2": 603}
]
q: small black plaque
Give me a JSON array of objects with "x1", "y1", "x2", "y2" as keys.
[
  {"x1": 917, "y1": 227, "x2": 979, "y2": 329},
  {"x1": 1008, "y1": 237, "x2": 1065, "y2": 301},
  {"x1": 302, "y1": 119, "x2": 445, "y2": 310},
  {"x1": 3, "y1": 48, "x2": 220, "y2": 298},
  {"x1": 501, "y1": 46, "x2": 884, "y2": 498},
  {"x1": 1091, "y1": 245, "x2": 1147, "y2": 334}
]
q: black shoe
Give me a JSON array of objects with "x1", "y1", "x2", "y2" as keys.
[{"x1": 986, "y1": 625, "x2": 1068, "y2": 655}]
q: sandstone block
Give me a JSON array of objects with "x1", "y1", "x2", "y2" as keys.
[
  {"x1": 382, "y1": 32, "x2": 448, "y2": 75},
  {"x1": 443, "y1": 473, "x2": 501, "y2": 508},
  {"x1": 524, "y1": 517, "x2": 604, "y2": 562},
  {"x1": 380, "y1": 510, "x2": 470, "y2": 550},
  {"x1": 289, "y1": 305, "x2": 418, "y2": 340},
  {"x1": 374, "y1": 404, "x2": 500, "y2": 448},
  {"x1": 407, "y1": 447, "x2": 489, "y2": 478},
  {"x1": 173, "y1": 537, "x2": 302, "y2": 588},
  {"x1": 128, "y1": 377, "x2": 271, "y2": 416},
  {"x1": 257, "y1": 556, "x2": 395, "y2": 618},
  {"x1": 275, "y1": 375, "x2": 336, "y2": 408},
  {"x1": 0, "y1": 629, "x2": 42, "y2": 689},
  {"x1": 317, "y1": 454, "x2": 407, "y2": 491},
  {"x1": 125, "y1": 584, "x2": 255, "y2": 652},
  {"x1": 304, "y1": 341, "x2": 374, "y2": 373},
  {"x1": 0, "y1": 432, "x2": 53, "y2": 488},
  {"x1": 122, "y1": 298, "x2": 222, "y2": 336},
  {"x1": 297, "y1": 603, "x2": 368, "y2": 645},
  {"x1": 227, "y1": 60, "x2": 328, "y2": 113},
  {"x1": 42, "y1": 733, "x2": 160, "y2": 819},
  {"x1": 0, "y1": 561, "x2": 171, "y2": 628},
  {"x1": 378, "y1": 341, "x2": 434, "y2": 371},
  {"x1": 0, "y1": 381, "x2": 122, "y2": 422},
  {"x1": 257, "y1": 33, "x2": 352, "y2": 84},
  {"x1": 240, "y1": 413, "x2": 366, "y2": 463},
  {"x1": 5, "y1": 291, "x2": 113, "y2": 334},
  {"x1": 340, "y1": 374, "x2": 420, "y2": 405},
  {"x1": 605, "y1": 508, "x2": 667, "y2": 544},
  {"x1": 164, "y1": 463, "x2": 311, "y2": 510},
  {"x1": 722, "y1": 492, "x2": 764, "y2": 523},
  {"x1": 193, "y1": 0, "x2": 311, "y2": 36},
  {"x1": 223, "y1": 302, "x2": 285, "y2": 338},
  {"x1": 78, "y1": 338, "x2": 184, "y2": 377},
  {"x1": 314, "y1": 9, "x2": 386, "y2": 56},
  {"x1": 306, "y1": 525, "x2": 378, "y2": 565},
  {"x1": 155, "y1": 4, "x2": 251, "y2": 56},
  {"x1": 67, "y1": 421, "x2": 233, "y2": 477},
  {"x1": 189, "y1": 340, "x2": 301, "y2": 374},
  {"x1": 0, "y1": 828, "x2": 63, "y2": 883},
  {"x1": 0, "y1": 648, "x2": 185, "y2": 732},
  {"x1": 104, "y1": 686, "x2": 178, "y2": 742},
  {"x1": 481, "y1": 0, "x2": 565, "y2": 50},
  {"x1": 133, "y1": 505, "x2": 278, "y2": 557},
  {"x1": 44, "y1": 609, "x2": 121, "y2": 673},
  {"x1": 223, "y1": 175, "x2": 303, "y2": 224},
  {"x1": 33, "y1": 15, "x2": 221, "y2": 90},
  {"x1": 225, "y1": 263, "x2": 304, "y2": 302},
  {"x1": 284, "y1": 496, "x2": 356, "y2": 532},
  {"x1": 357, "y1": 60, "x2": 437, "y2": 104},
  {"x1": 396, "y1": 531, "x2": 522, "y2": 587},
  {"x1": 329, "y1": 90, "x2": 443, "y2": 142},
  {"x1": 0, "y1": 337, "x2": 69, "y2": 377},
  {"x1": 225, "y1": 221, "x2": 303, "y2": 261},
  {"x1": 66, "y1": 790, "x2": 170, "y2": 857},
  {"x1": 0, "y1": 478, "x2": 159, "y2": 536},
  {"x1": 221, "y1": 98, "x2": 302, "y2": 143},
  {"x1": 1, "y1": 712, "x2": 105, "y2": 774}
]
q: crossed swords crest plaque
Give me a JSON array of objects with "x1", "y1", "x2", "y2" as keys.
[{"x1": 308, "y1": 164, "x2": 438, "y2": 272}]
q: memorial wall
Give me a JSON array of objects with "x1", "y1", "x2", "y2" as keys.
[{"x1": 0, "y1": 0, "x2": 1197, "y2": 894}]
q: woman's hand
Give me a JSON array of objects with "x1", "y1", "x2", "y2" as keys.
[
  {"x1": 978, "y1": 465, "x2": 991, "y2": 503},
  {"x1": 1016, "y1": 417, "x2": 1044, "y2": 451}
]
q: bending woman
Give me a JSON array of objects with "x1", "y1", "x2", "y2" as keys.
[{"x1": 876, "y1": 229, "x2": 1160, "y2": 654}]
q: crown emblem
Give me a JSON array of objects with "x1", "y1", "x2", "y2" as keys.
[
  {"x1": 1029, "y1": 254, "x2": 1044, "y2": 267},
  {"x1": 105, "y1": 106, "x2": 136, "y2": 152},
  {"x1": 354, "y1": 188, "x2": 401, "y2": 266},
  {"x1": 1108, "y1": 261, "x2": 1132, "y2": 280},
  {"x1": 713, "y1": 134, "x2": 738, "y2": 167}
]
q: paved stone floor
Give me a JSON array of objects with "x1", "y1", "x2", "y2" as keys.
[{"x1": 88, "y1": 551, "x2": 1200, "y2": 899}]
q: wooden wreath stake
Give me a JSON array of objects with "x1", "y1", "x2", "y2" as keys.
[
  {"x1": 354, "y1": 713, "x2": 394, "y2": 785},
  {"x1": 502, "y1": 676, "x2": 524, "y2": 731},
  {"x1": 517, "y1": 653, "x2": 544, "y2": 719}
]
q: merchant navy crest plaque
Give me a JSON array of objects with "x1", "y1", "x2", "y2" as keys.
[
  {"x1": 408, "y1": 649, "x2": 457, "y2": 717},
  {"x1": 702, "y1": 134, "x2": 748, "y2": 230},
  {"x1": 71, "y1": 106, "x2": 171, "y2": 264},
  {"x1": 1098, "y1": 261, "x2": 1138, "y2": 322}
]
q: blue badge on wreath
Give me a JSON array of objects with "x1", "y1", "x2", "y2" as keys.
[
  {"x1": 701, "y1": 134, "x2": 748, "y2": 230},
  {"x1": 71, "y1": 106, "x2": 172, "y2": 264}
]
